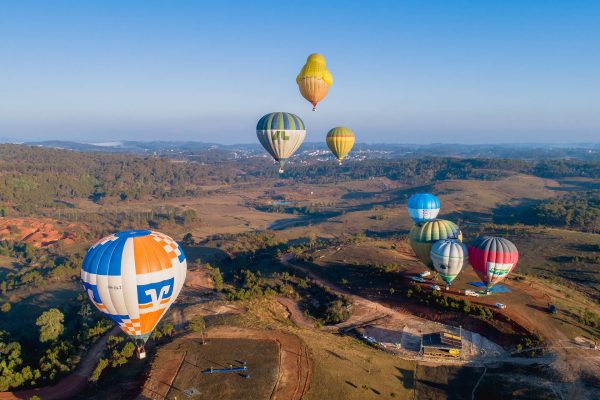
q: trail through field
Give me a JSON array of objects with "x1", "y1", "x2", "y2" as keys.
[
  {"x1": 276, "y1": 296, "x2": 315, "y2": 330},
  {"x1": 0, "y1": 327, "x2": 120, "y2": 400}
]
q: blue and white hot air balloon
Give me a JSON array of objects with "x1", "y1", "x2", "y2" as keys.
[
  {"x1": 407, "y1": 193, "x2": 440, "y2": 224},
  {"x1": 81, "y1": 230, "x2": 187, "y2": 358}
]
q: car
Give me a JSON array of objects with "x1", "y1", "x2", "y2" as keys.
[
  {"x1": 410, "y1": 276, "x2": 426, "y2": 283},
  {"x1": 419, "y1": 271, "x2": 431, "y2": 278},
  {"x1": 464, "y1": 290, "x2": 480, "y2": 297},
  {"x1": 495, "y1": 302, "x2": 506, "y2": 309},
  {"x1": 430, "y1": 284, "x2": 441, "y2": 291}
]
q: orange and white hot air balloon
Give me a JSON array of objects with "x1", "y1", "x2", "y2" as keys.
[
  {"x1": 296, "y1": 53, "x2": 333, "y2": 111},
  {"x1": 81, "y1": 230, "x2": 187, "y2": 358}
]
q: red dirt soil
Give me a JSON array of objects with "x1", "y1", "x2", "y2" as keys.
[{"x1": 0, "y1": 217, "x2": 88, "y2": 248}]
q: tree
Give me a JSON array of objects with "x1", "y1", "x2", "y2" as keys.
[
  {"x1": 90, "y1": 358, "x2": 109, "y2": 383},
  {"x1": 0, "y1": 302, "x2": 10, "y2": 313},
  {"x1": 324, "y1": 299, "x2": 350, "y2": 324},
  {"x1": 181, "y1": 232, "x2": 195, "y2": 246},
  {"x1": 210, "y1": 267, "x2": 223, "y2": 291},
  {"x1": 188, "y1": 315, "x2": 206, "y2": 344},
  {"x1": 36, "y1": 308, "x2": 64, "y2": 343}
]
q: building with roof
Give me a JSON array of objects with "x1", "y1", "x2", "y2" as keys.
[{"x1": 421, "y1": 331, "x2": 462, "y2": 358}]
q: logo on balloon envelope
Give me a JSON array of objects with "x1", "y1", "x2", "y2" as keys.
[
  {"x1": 137, "y1": 278, "x2": 174, "y2": 311},
  {"x1": 271, "y1": 130, "x2": 290, "y2": 140},
  {"x1": 486, "y1": 262, "x2": 513, "y2": 277}
]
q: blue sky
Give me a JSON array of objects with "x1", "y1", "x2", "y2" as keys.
[{"x1": 1, "y1": 0, "x2": 599, "y2": 144}]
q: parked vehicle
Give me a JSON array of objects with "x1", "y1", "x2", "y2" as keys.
[
  {"x1": 411, "y1": 276, "x2": 426, "y2": 283},
  {"x1": 495, "y1": 302, "x2": 506, "y2": 309},
  {"x1": 419, "y1": 271, "x2": 431, "y2": 278},
  {"x1": 464, "y1": 290, "x2": 480, "y2": 297},
  {"x1": 430, "y1": 284, "x2": 441, "y2": 291}
]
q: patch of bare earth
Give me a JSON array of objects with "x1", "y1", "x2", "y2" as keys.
[
  {"x1": 0, "y1": 217, "x2": 87, "y2": 248},
  {"x1": 139, "y1": 327, "x2": 311, "y2": 400}
]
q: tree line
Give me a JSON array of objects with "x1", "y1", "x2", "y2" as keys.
[
  {"x1": 1, "y1": 144, "x2": 599, "y2": 214},
  {"x1": 516, "y1": 191, "x2": 600, "y2": 232}
]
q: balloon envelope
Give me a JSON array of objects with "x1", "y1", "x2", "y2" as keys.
[
  {"x1": 409, "y1": 220, "x2": 462, "y2": 269},
  {"x1": 296, "y1": 54, "x2": 333, "y2": 110},
  {"x1": 468, "y1": 236, "x2": 518, "y2": 289},
  {"x1": 81, "y1": 230, "x2": 187, "y2": 343},
  {"x1": 256, "y1": 112, "x2": 306, "y2": 173},
  {"x1": 407, "y1": 193, "x2": 440, "y2": 224},
  {"x1": 326, "y1": 127, "x2": 355, "y2": 164},
  {"x1": 431, "y1": 239, "x2": 467, "y2": 285}
]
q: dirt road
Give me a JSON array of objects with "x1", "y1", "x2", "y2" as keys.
[{"x1": 0, "y1": 327, "x2": 120, "y2": 400}]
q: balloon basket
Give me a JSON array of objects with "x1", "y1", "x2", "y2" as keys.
[
  {"x1": 278, "y1": 168, "x2": 284, "y2": 174},
  {"x1": 137, "y1": 346, "x2": 146, "y2": 359},
  {"x1": 312, "y1": 107, "x2": 316, "y2": 111}
]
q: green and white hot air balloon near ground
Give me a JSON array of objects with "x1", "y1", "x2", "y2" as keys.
[
  {"x1": 430, "y1": 239, "x2": 468, "y2": 289},
  {"x1": 409, "y1": 219, "x2": 463, "y2": 270},
  {"x1": 257, "y1": 112, "x2": 306, "y2": 173}
]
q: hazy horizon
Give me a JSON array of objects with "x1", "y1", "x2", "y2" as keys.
[
  {"x1": 2, "y1": 1, "x2": 599, "y2": 143},
  {"x1": 6, "y1": 138, "x2": 599, "y2": 147}
]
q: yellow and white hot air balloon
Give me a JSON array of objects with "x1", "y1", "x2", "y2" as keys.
[
  {"x1": 326, "y1": 127, "x2": 355, "y2": 165},
  {"x1": 296, "y1": 53, "x2": 333, "y2": 111}
]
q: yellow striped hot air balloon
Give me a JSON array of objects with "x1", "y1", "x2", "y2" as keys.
[
  {"x1": 296, "y1": 53, "x2": 333, "y2": 111},
  {"x1": 326, "y1": 127, "x2": 355, "y2": 165}
]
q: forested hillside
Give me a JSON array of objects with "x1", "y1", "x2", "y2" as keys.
[
  {"x1": 514, "y1": 191, "x2": 600, "y2": 232},
  {"x1": 0, "y1": 145, "x2": 220, "y2": 212},
  {"x1": 1, "y1": 144, "x2": 599, "y2": 216}
]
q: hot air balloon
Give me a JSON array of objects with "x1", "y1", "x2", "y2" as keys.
[
  {"x1": 407, "y1": 193, "x2": 440, "y2": 224},
  {"x1": 468, "y1": 236, "x2": 518, "y2": 291},
  {"x1": 297, "y1": 53, "x2": 333, "y2": 111},
  {"x1": 431, "y1": 239, "x2": 467, "y2": 288},
  {"x1": 81, "y1": 230, "x2": 187, "y2": 358},
  {"x1": 257, "y1": 112, "x2": 306, "y2": 173},
  {"x1": 326, "y1": 127, "x2": 355, "y2": 165},
  {"x1": 409, "y1": 219, "x2": 462, "y2": 269}
]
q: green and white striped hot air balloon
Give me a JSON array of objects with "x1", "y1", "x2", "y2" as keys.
[
  {"x1": 256, "y1": 112, "x2": 306, "y2": 173},
  {"x1": 409, "y1": 219, "x2": 463, "y2": 270},
  {"x1": 430, "y1": 239, "x2": 467, "y2": 288}
]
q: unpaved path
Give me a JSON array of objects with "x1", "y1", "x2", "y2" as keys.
[
  {"x1": 276, "y1": 296, "x2": 314, "y2": 330},
  {"x1": 0, "y1": 327, "x2": 120, "y2": 400}
]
